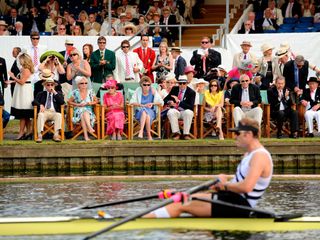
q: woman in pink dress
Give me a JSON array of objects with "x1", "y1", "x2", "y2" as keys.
[{"x1": 102, "y1": 79, "x2": 125, "y2": 140}]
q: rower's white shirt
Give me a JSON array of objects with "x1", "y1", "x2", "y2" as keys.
[{"x1": 231, "y1": 147, "x2": 273, "y2": 207}]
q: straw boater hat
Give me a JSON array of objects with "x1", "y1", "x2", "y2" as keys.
[
  {"x1": 280, "y1": 42, "x2": 290, "y2": 51},
  {"x1": 40, "y1": 51, "x2": 65, "y2": 64},
  {"x1": 65, "y1": 39, "x2": 74, "y2": 45},
  {"x1": 240, "y1": 41, "x2": 252, "y2": 47},
  {"x1": 170, "y1": 47, "x2": 182, "y2": 53},
  {"x1": 260, "y1": 43, "x2": 274, "y2": 53},
  {"x1": 275, "y1": 47, "x2": 288, "y2": 58},
  {"x1": 119, "y1": 13, "x2": 126, "y2": 18},
  {"x1": 39, "y1": 69, "x2": 55, "y2": 82},
  {"x1": 0, "y1": 20, "x2": 8, "y2": 27},
  {"x1": 178, "y1": 75, "x2": 188, "y2": 82},
  {"x1": 42, "y1": 78, "x2": 57, "y2": 86}
]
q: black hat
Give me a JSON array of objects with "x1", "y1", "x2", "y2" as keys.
[
  {"x1": 227, "y1": 79, "x2": 239, "y2": 89},
  {"x1": 308, "y1": 77, "x2": 319, "y2": 84},
  {"x1": 229, "y1": 121, "x2": 259, "y2": 134}
]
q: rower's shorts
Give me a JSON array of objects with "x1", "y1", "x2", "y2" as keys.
[{"x1": 211, "y1": 191, "x2": 251, "y2": 218}]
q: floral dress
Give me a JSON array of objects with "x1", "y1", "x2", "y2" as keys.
[
  {"x1": 155, "y1": 54, "x2": 170, "y2": 79},
  {"x1": 71, "y1": 88, "x2": 96, "y2": 127}
]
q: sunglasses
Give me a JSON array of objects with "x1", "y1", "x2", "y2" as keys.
[
  {"x1": 121, "y1": 46, "x2": 130, "y2": 49},
  {"x1": 178, "y1": 82, "x2": 187, "y2": 85},
  {"x1": 80, "y1": 82, "x2": 88, "y2": 85},
  {"x1": 143, "y1": 84, "x2": 151, "y2": 86},
  {"x1": 241, "y1": 80, "x2": 249, "y2": 83},
  {"x1": 31, "y1": 37, "x2": 40, "y2": 40},
  {"x1": 98, "y1": 42, "x2": 106, "y2": 44},
  {"x1": 70, "y1": 53, "x2": 78, "y2": 56},
  {"x1": 211, "y1": 84, "x2": 218, "y2": 87},
  {"x1": 201, "y1": 41, "x2": 209, "y2": 44},
  {"x1": 46, "y1": 83, "x2": 54, "y2": 86},
  {"x1": 59, "y1": 28, "x2": 66, "y2": 30}
]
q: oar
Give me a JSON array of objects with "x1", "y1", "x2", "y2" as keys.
[
  {"x1": 62, "y1": 190, "x2": 177, "y2": 212},
  {"x1": 82, "y1": 179, "x2": 220, "y2": 240}
]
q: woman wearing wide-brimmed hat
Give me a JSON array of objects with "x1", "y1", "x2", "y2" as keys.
[
  {"x1": 259, "y1": 43, "x2": 278, "y2": 88},
  {"x1": 9, "y1": 52, "x2": 34, "y2": 140},
  {"x1": 223, "y1": 59, "x2": 253, "y2": 90}
]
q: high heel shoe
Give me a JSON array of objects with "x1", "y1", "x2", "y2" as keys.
[
  {"x1": 23, "y1": 133, "x2": 33, "y2": 140},
  {"x1": 15, "y1": 134, "x2": 26, "y2": 140}
]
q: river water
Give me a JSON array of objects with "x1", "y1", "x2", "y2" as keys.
[{"x1": 0, "y1": 180, "x2": 319, "y2": 239}]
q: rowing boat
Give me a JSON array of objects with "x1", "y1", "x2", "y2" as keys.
[{"x1": 1, "y1": 216, "x2": 320, "y2": 236}]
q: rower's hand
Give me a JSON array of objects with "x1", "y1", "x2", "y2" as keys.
[{"x1": 211, "y1": 174, "x2": 228, "y2": 191}]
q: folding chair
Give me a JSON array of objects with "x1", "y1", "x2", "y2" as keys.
[{"x1": 33, "y1": 105, "x2": 65, "y2": 142}]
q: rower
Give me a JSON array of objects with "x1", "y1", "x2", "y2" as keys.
[{"x1": 144, "y1": 117, "x2": 273, "y2": 218}]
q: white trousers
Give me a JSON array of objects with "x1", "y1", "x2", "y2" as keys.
[
  {"x1": 167, "y1": 108, "x2": 194, "y2": 135},
  {"x1": 304, "y1": 110, "x2": 320, "y2": 133},
  {"x1": 233, "y1": 106, "x2": 263, "y2": 127},
  {"x1": 37, "y1": 109, "x2": 62, "y2": 134}
]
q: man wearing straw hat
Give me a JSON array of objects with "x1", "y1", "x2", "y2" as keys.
[
  {"x1": 232, "y1": 41, "x2": 257, "y2": 68},
  {"x1": 33, "y1": 75, "x2": 64, "y2": 143},
  {"x1": 171, "y1": 47, "x2": 186, "y2": 80}
]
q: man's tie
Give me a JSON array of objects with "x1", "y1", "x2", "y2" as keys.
[
  {"x1": 244, "y1": 54, "x2": 247, "y2": 60},
  {"x1": 202, "y1": 56, "x2": 206, "y2": 74},
  {"x1": 33, "y1": 47, "x2": 38, "y2": 66},
  {"x1": 125, "y1": 54, "x2": 130, "y2": 77},
  {"x1": 100, "y1": 50, "x2": 104, "y2": 60},
  {"x1": 46, "y1": 93, "x2": 52, "y2": 109},
  {"x1": 279, "y1": 63, "x2": 283, "y2": 74},
  {"x1": 178, "y1": 89, "x2": 183, "y2": 101}
]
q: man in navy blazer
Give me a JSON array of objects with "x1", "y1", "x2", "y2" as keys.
[
  {"x1": 283, "y1": 55, "x2": 309, "y2": 103},
  {"x1": 300, "y1": 77, "x2": 320, "y2": 137},
  {"x1": 171, "y1": 47, "x2": 186, "y2": 80},
  {"x1": 281, "y1": 0, "x2": 302, "y2": 18},
  {"x1": 230, "y1": 74, "x2": 263, "y2": 127},
  {"x1": 33, "y1": 78, "x2": 64, "y2": 143},
  {"x1": 164, "y1": 75, "x2": 196, "y2": 140}
]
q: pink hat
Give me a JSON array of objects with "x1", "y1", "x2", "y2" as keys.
[
  {"x1": 184, "y1": 65, "x2": 195, "y2": 74},
  {"x1": 103, "y1": 79, "x2": 117, "y2": 89}
]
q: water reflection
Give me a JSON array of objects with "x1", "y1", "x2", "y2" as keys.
[{"x1": 0, "y1": 180, "x2": 320, "y2": 239}]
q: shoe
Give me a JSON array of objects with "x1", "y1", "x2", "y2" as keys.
[
  {"x1": 52, "y1": 135, "x2": 61, "y2": 142},
  {"x1": 306, "y1": 133, "x2": 314, "y2": 138},
  {"x1": 289, "y1": 132, "x2": 298, "y2": 139},
  {"x1": 111, "y1": 135, "x2": 117, "y2": 140},
  {"x1": 277, "y1": 132, "x2": 283, "y2": 139},
  {"x1": 183, "y1": 134, "x2": 192, "y2": 140},
  {"x1": 15, "y1": 134, "x2": 25, "y2": 140},
  {"x1": 172, "y1": 133, "x2": 181, "y2": 140},
  {"x1": 36, "y1": 136, "x2": 42, "y2": 143},
  {"x1": 117, "y1": 135, "x2": 122, "y2": 141},
  {"x1": 23, "y1": 133, "x2": 33, "y2": 140}
]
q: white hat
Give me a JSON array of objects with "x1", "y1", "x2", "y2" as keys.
[
  {"x1": 65, "y1": 39, "x2": 74, "y2": 45},
  {"x1": 178, "y1": 75, "x2": 188, "y2": 82},
  {"x1": 260, "y1": 43, "x2": 274, "y2": 53},
  {"x1": 280, "y1": 42, "x2": 290, "y2": 51},
  {"x1": 275, "y1": 47, "x2": 288, "y2": 58},
  {"x1": 165, "y1": 72, "x2": 176, "y2": 81},
  {"x1": 192, "y1": 78, "x2": 209, "y2": 88}
]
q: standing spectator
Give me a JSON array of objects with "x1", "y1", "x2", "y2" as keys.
[
  {"x1": 68, "y1": 76, "x2": 98, "y2": 141},
  {"x1": 27, "y1": 7, "x2": 45, "y2": 33},
  {"x1": 83, "y1": 44, "x2": 93, "y2": 63},
  {"x1": 130, "y1": 76, "x2": 164, "y2": 140},
  {"x1": 275, "y1": 47, "x2": 290, "y2": 76},
  {"x1": 12, "y1": 21, "x2": 27, "y2": 35},
  {"x1": 44, "y1": 10, "x2": 57, "y2": 32},
  {"x1": 90, "y1": 36, "x2": 116, "y2": 92},
  {"x1": 262, "y1": 8, "x2": 280, "y2": 32},
  {"x1": 84, "y1": 13, "x2": 101, "y2": 36},
  {"x1": 102, "y1": 79, "x2": 125, "y2": 140},
  {"x1": 152, "y1": 41, "x2": 174, "y2": 81},
  {"x1": 259, "y1": 43, "x2": 278, "y2": 89},
  {"x1": 114, "y1": 13, "x2": 129, "y2": 35},
  {"x1": 283, "y1": 55, "x2": 309, "y2": 103},
  {"x1": 0, "y1": 56, "x2": 8, "y2": 95},
  {"x1": 230, "y1": 74, "x2": 263, "y2": 127},
  {"x1": 190, "y1": 36, "x2": 221, "y2": 79},
  {"x1": 171, "y1": 47, "x2": 186, "y2": 80},
  {"x1": 9, "y1": 53, "x2": 34, "y2": 140},
  {"x1": 300, "y1": 77, "x2": 320, "y2": 137},
  {"x1": 67, "y1": 48, "x2": 92, "y2": 90},
  {"x1": 148, "y1": 12, "x2": 162, "y2": 37},
  {"x1": 113, "y1": 40, "x2": 143, "y2": 83},
  {"x1": 46, "y1": 0, "x2": 59, "y2": 13},
  {"x1": 5, "y1": 47, "x2": 21, "y2": 96},
  {"x1": 160, "y1": 6, "x2": 177, "y2": 46},
  {"x1": 133, "y1": 35, "x2": 156, "y2": 82},
  {"x1": 301, "y1": 0, "x2": 315, "y2": 17},
  {"x1": 164, "y1": 75, "x2": 196, "y2": 140},
  {"x1": 33, "y1": 77, "x2": 64, "y2": 143},
  {"x1": 137, "y1": 15, "x2": 149, "y2": 35},
  {"x1": 267, "y1": 76, "x2": 299, "y2": 138},
  {"x1": 6, "y1": 8, "x2": 25, "y2": 35},
  {"x1": 232, "y1": 41, "x2": 257, "y2": 68},
  {"x1": 281, "y1": 0, "x2": 302, "y2": 18}
]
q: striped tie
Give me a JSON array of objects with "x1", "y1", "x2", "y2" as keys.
[{"x1": 33, "y1": 47, "x2": 38, "y2": 66}]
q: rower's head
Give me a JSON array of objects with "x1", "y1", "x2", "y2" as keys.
[{"x1": 229, "y1": 118, "x2": 260, "y2": 144}]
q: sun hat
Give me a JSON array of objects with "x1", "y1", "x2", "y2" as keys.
[
  {"x1": 238, "y1": 59, "x2": 253, "y2": 71},
  {"x1": 184, "y1": 65, "x2": 195, "y2": 74},
  {"x1": 192, "y1": 78, "x2": 209, "y2": 88},
  {"x1": 40, "y1": 51, "x2": 65, "y2": 64},
  {"x1": 42, "y1": 78, "x2": 57, "y2": 86},
  {"x1": 178, "y1": 75, "x2": 188, "y2": 83},
  {"x1": 260, "y1": 43, "x2": 274, "y2": 53},
  {"x1": 240, "y1": 41, "x2": 252, "y2": 47},
  {"x1": 39, "y1": 69, "x2": 55, "y2": 80}
]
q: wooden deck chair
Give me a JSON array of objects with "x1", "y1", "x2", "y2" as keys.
[
  {"x1": 100, "y1": 89, "x2": 130, "y2": 140},
  {"x1": 67, "y1": 103, "x2": 100, "y2": 140},
  {"x1": 297, "y1": 104, "x2": 318, "y2": 137},
  {"x1": 33, "y1": 105, "x2": 65, "y2": 142},
  {"x1": 0, "y1": 105, "x2": 3, "y2": 141}
]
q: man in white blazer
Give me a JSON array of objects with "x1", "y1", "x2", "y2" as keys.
[
  {"x1": 232, "y1": 41, "x2": 257, "y2": 68},
  {"x1": 268, "y1": 0, "x2": 283, "y2": 25},
  {"x1": 113, "y1": 40, "x2": 144, "y2": 83}
]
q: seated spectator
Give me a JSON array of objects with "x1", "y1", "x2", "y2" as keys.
[
  {"x1": 115, "y1": 13, "x2": 129, "y2": 35},
  {"x1": 204, "y1": 79, "x2": 225, "y2": 140},
  {"x1": 300, "y1": 77, "x2": 320, "y2": 137},
  {"x1": 238, "y1": 12, "x2": 263, "y2": 34},
  {"x1": 160, "y1": 73, "x2": 176, "y2": 98},
  {"x1": 267, "y1": 76, "x2": 298, "y2": 138},
  {"x1": 45, "y1": 9, "x2": 57, "y2": 32},
  {"x1": 123, "y1": 23, "x2": 137, "y2": 36},
  {"x1": 46, "y1": 0, "x2": 59, "y2": 13},
  {"x1": 281, "y1": 0, "x2": 302, "y2": 18},
  {"x1": 301, "y1": 0, "x2": 315, "y2": 16},
  {"x1": 78, "y1": 10, "x2": 90, "y2": 26},
  {"x1": 184, "y1": 65, "x2": 196, "y2": 86},
  {"x1": 71, "y1": 24, "x2": 83, "y2": 36},
  {"x1": 163, "y1": 75, "x2": 196, "y2": 140},
  {"x1": 52, "y1": 15, "x2": 67, "y2": 35},
  {"x1": 160, "y1": 6, "x2": 177, "y2": 46},
  {"x1": 251, "y1": 60, "x2": 265, "y2": 90},
  {"x1": 57, "y1": 23, "x2": 67, "y2": 36},
  {"x1": 230, "y1": 74, "x2": 263, "y2": 127},
  {"x1": 130, "y1": 76, "x2": 164, "y2": 140},
  {"x1": 102, "y1": 79, "x2": 125, "y2": 140},
  {"x1": 262, "y1": 8, "x2": 280, "y2": 31},
  {"x1": 238, "y1": 20, "x2": 256, "y2": 34},
  {"x1": 137, "y1": 15, "x2": 149, "y2": 35},
  {"x1": 224, "y1": 60, "x2": 253, "y2": 90},
  {"x1": 192, "y1": 78, "x2": 209, "y2": 105},
  {"x1": 0, "y1": 21, "x2": 9, "y2": 36},
  {"x1": 33, "y1": 78, "x2": 64, "y2": 143},
  {"x1": 84, "y1": 13, "x2": 101, "y2": 36},
  {"x1": 12, "y1": 21, "x2": 27, "y2": 36},
  {"x1": 125, "y1": 11, "x2": 139, "y2": 25},
  {"x1": 224, "y1": 79, "x2": 239, "y2": 105},
  {"x1": 68, "y1": 76, "x2": 98, "y2": 141},
  {"x1": 148, "y1": 12, "x2": 162, "y2": 37},
  {"x1": 268, "y1": 0, "x2": 284, "y2": 25}
]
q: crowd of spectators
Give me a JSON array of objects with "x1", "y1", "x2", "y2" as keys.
[{"x1": 239, "y1": 0, "x2": 320, "y2": 33}]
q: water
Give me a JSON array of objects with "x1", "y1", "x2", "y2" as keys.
[{"x1": 0, "y1": 180, "x2": 319, "y2": 239}]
